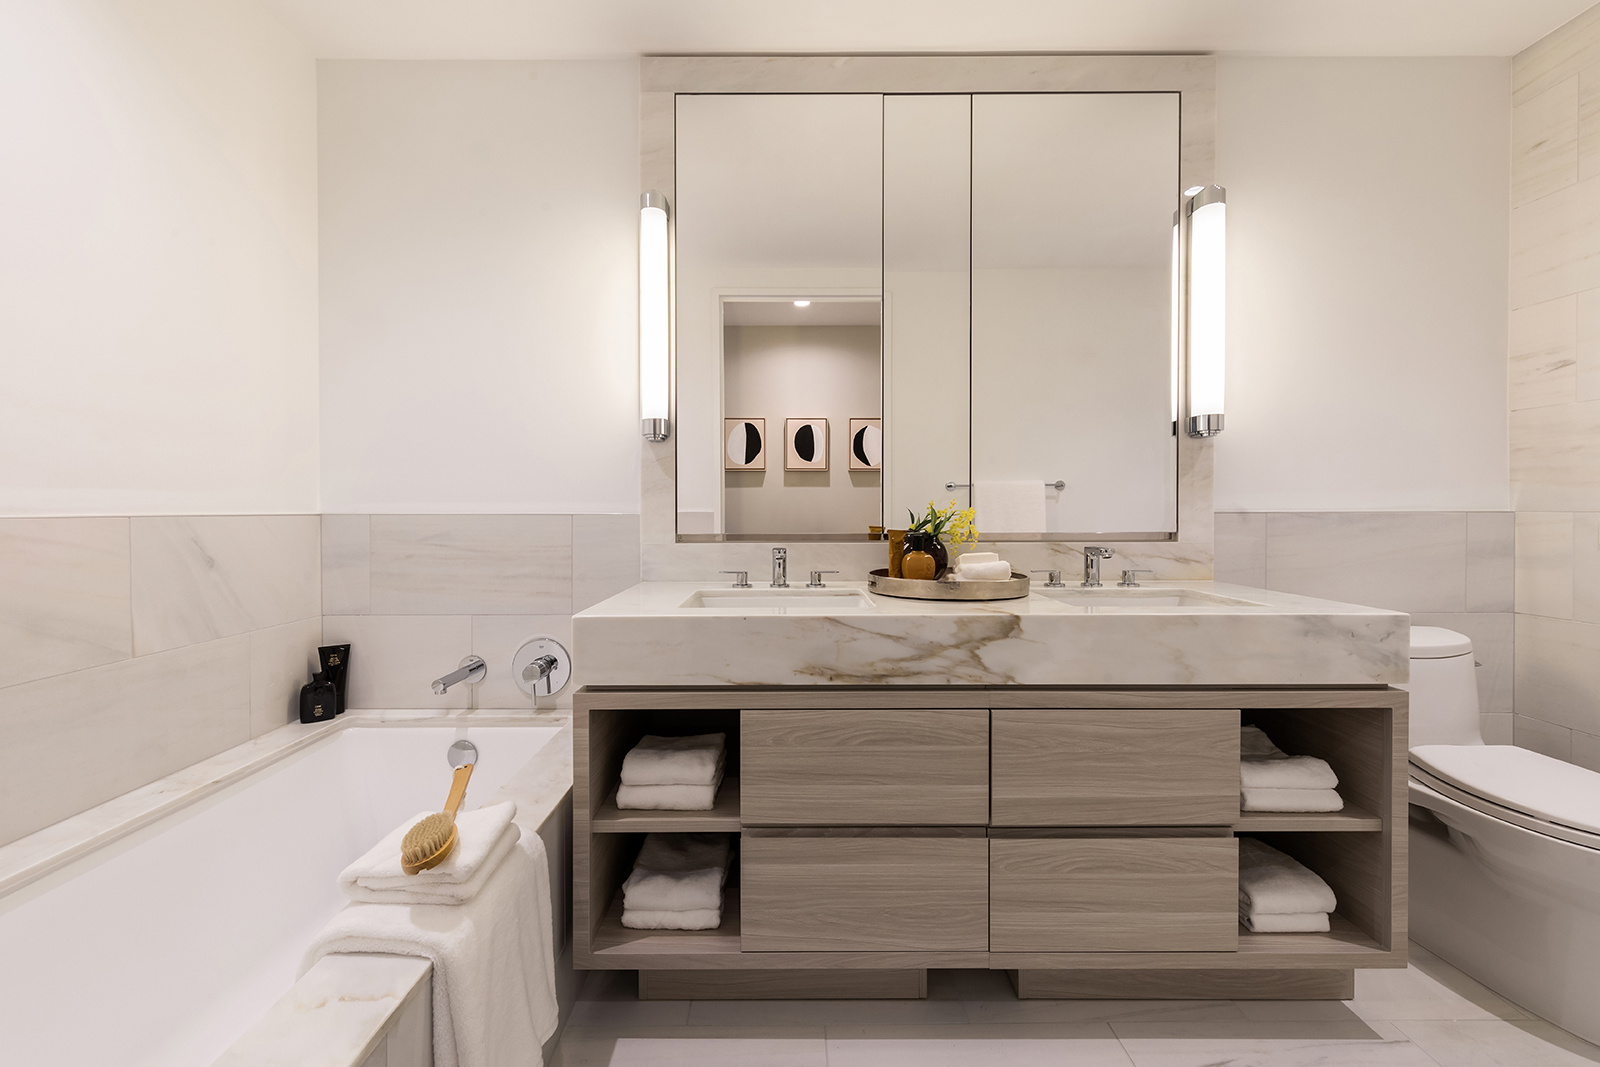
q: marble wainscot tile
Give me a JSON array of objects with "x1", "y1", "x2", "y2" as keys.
[
  {"x1": 1582, "y1": 68, "x2": 1600, "y2": 180},
  {"x1": 574, "y1": 582, "x2": 1407, "y2": 688},
  {"x1": 1264, "y1": 512, "x2": 1467, "y2": 614},
  {"x1": 322, "y1": 514, "x2": 371, "y2": 615},
  {"x1": 1509, "y1": 296, "x2": 1577, "y2": 411},
  {"x1": 1514, "y1": 613, "x2": 1600, "y2": 734},
  {"x1": 573, "y1": 514, "x2": 641, "y2": 613},
  {"x1": 1214, "y1": 512, "x2": 1267, "y2": 588},
  {"x1": 1511, "y1": 173, "x2": 1600, "y2": 309},
  {"x1": 0, "y1": 517, "x2": 132, "y2": 689},
  {"x1": 1515, "y1": 512, "x2": 1575, "y2": 617},
  {"x1": 1516, "y1": 715, "x2": 1575, "y2": 761},
  {"x1": 1512, "y1": 73, "x2": 1579, "y2": 208},
  {"x1": 0, "y1": 635, "x2": 251, "y2": 847},
  {"x1": 1573, "y1": 511, "x2": 1600, "y2": 622},
  {"x1": 1466, "y1": 512, "x2": 1515, "y2": 612},
  {"x1": 1483, "y1": 712, "x2": 1515, "y2": 745},
  {"x1": 1578, "y1": 288, "x2": 1600, "y2": 401},
  {"x1": 1411, "y1": 613, "x2": 1513, "y2": 718},
  {"x1": 1516, "y1": 3, "x2": 1600, "y2": 106},
  {"x1": 322, "y1": 614, "x2": 473, "y2": 710},
  {"x1": 131, "y1": 515, "x2": 321, "y2": 655},
  {"x1": 471, "y1": 614, "x2": 576, "y2": 710},
  {"x1": 249, "y1": 617, "x2": 324, "y2": 737},
  {"x1": 1573, "y1": 728, "x2": 1600, "y2": 773},
  {"x1": 369, "y1": 514, "x2": 573, "y2": 615},
  {"x1": 1511, "y1": 399, "x2": 1600, "y2": 512}
]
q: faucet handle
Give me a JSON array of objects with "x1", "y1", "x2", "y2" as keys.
[
  {"x1": 1030, "y1": 569, "x2": 1065, "y2": 588},
  {"x1": 719, "y1": 570, "x2": 751, "y2": 588},
  {"x1": 1085, "y1": 546, "x2": 1115, "y2": 560},
  {"x1": 1118, "y1": 568, "x2": 1153, "y2": 588},
  {"x1": 807, "y1": 570, "x2": 840, "y2": 588}
]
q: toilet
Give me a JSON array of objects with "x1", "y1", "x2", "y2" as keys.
[{"x1": 1403, "y1": 626, "x2": 1600, "y2": 1042}]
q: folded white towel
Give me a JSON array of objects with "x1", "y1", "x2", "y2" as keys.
[
  {"x1": 616, "y1": 779, "x2": 722, "y2": 811},
  {"x1": 623, "y1": 833, "x2": 732, "y2": 914},
  {"x1": 303, "y1": 829, "x2": 558, "y2": 1067},
  {"x1": 977, "y1": 480, "x2": 1046, "y2": 533},
  {"x1": 338, "y1": 802, "x2": 519, "y2": 905},
  {"x1": 1241, "y1": 726, "x2": 1340, "y2": 790},
  {"x1": 1237, "y1": 837, "x2": 1337, "y2": 915},
  {"x1": 957, "y1": 552, "x2": 1000, "y2": 565},
  {"x1": 1240, "y1": 909, "x2": 1331, "y2": 933},
  {"x1": 1241, "y1": 786, "x2": 1345, "y2": 812},
  {"x1": 621, "y1": 907, "x2": 724, "y2": 930},
  {"x1": 620, "y1": 733, "x2": 726, "y2": 786},
  {"x1": 954, "y1": 560, "x2": 1012, "y2": 581}
]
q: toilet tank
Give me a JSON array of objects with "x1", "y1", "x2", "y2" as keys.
[{"x1": 1398, "y1": 626, "x2": 1483, "y2": 748}]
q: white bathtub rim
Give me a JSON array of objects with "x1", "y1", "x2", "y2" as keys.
[{"x1": 0, "y1": 708, "x2": 569, "y2": 900}]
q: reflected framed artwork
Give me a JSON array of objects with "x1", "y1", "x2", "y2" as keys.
[
  {"x1": 785, "y1": 418, "x2": 829, "y2": 471},
  {"x1": 848, "y1": 418, "x2": 882, "y2": 471},
  {"x1": 724, "y1": 418, "x2": 765, "y2": 470}
]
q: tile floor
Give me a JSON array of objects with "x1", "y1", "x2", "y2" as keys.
[{"x1": 550, "y1": 943, "x2": 1600, "y2": 1066}]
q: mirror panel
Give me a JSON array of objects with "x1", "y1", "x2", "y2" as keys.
[{"x1": 970, "y1": 93, "x2": 1180, "y2": 535}]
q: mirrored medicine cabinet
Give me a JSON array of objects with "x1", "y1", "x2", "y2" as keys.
[{"x1": 671, "y1": 88, "x2": 1185, "y2": 543}]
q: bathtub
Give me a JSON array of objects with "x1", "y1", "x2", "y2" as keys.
[{"x1": 0, "y1": 716, "x2": 569, "y2": 1067}]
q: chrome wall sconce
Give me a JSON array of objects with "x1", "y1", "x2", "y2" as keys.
[
  {"x1": 1185, "y1": 184, "x2": 1226, "y2": 438},
  {"x1": 639, "y1": 190, "x2": 671, "y2": 442}
]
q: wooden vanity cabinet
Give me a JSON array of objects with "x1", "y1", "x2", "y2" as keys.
[{"x1": 574, "y1": 687, "x2": 1408, "y2": 1002}]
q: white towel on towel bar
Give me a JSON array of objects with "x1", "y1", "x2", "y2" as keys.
[
  {"x1": 975, "y1": 480, "x2": 1045, "y2": 534},
  {"x1": 338, "y1": 802, "x2": 518, "y2": 905},
  {"x1": 1237, "y1": 837, "x2": 1338, "y2": 916},
  {"x1": 1241, "y1": 726, "x2": 1340, "y2": 790},
  {"x1": 620, "y1": 733, "x2": 726, "y2": 786}
]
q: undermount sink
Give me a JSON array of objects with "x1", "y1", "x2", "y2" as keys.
[
  {"x1": 1040, "y1": 587, "x2": 1264, "y2": 610},
  {"x1": 679, "y1": 588, "x2": 876, "y2": 613}
]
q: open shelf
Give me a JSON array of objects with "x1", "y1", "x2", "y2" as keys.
[
  {"x1": 1236, "y1": 911, "x2": 1385, "y2": 958},
  {"x1": 593, "y1": 778, "x2": 741, "y2": 833},
  {"x1": 1233, "y1": 803, "x2": 1382, "y2": 833},
  {"x1": 591, "y1": 883, "x2": 742, "y2": 957}
]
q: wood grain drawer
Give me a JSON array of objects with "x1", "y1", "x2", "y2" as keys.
[
  {"x1": 741, "y1": 833, "x2": 990, "y2": 951},
  {"x1": 991, "y1": 709, "x2": 1239, "y2": 826},
  {"x1": 740, "y1": 709, "x2": 988, "y2": 825},
  {"x1": 990, "y1": 836, "x2": 1239, "y2": 952}
]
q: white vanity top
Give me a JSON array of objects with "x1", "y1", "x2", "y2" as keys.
[{"x1": 573, "y1": 580, "x2": 1408, "y2": 688}]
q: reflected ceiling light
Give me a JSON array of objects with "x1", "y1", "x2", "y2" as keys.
[
  {"x1": 639, "y1": 191, "x2": 670, "y2": 442},
  {"x1": 793, "y1": 300, "x2": 811, "y2": 307},
  {"x1": 1185, "y1": 185, "x2": 1226, "y2": 438}
]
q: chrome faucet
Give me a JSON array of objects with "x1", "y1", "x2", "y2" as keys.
[
  {"x1": 1082, "y1": 546, "x2": 1114, "y2": 587},
  {"x1": 771, "y1": 547, "x2": 789, "y2": 588},
  {"x1": 432, "y1": 655, "x2": 487, "y2": 695}
]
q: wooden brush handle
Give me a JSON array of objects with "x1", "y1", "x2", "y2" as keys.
[{"x1": 443, "y1": 764, "x2": 473, "y2": 818}]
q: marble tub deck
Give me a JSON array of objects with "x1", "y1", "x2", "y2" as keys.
[{"x1": 574, "y1": 581, "x2": 1410, "y2": 688}]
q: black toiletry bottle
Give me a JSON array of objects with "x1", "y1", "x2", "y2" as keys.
[
  {"x1": 318, "y1": 644, "x2": 351, "y2": 714},
  {"x1": 299, "y1": 671, "x2": 338, "y2": 724}
]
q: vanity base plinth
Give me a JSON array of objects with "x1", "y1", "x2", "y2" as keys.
[
  {"x1": 1010, "y1": 967, "x2": 1355, "y2": 1000},
  {"x1": 638, "y1": 969, "x2": 927, "y2": 1000}
]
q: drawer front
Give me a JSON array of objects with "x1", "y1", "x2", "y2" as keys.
[
  {"x1": 740, "y1": 709, "x2": 989, "y2": 825},
  {"x1": 990, "y1": 837, "x2": 1239, "y2": 952},
  {"x1": 991, "y1": 709, "x2": 1239, "y2": 826},
  {"x1": 742, "y1": 835, "x2": 989, "y2": 951}
]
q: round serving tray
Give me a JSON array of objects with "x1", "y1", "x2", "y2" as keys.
[{"x1": 867, "y1": 568, "x2": 1031, "y2": 601}]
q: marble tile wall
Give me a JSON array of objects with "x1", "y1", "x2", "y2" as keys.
[
  {"x1": 0, "y1": 515, "x2": 323, "y2": 847},
  {"x1": 1509, "y1": 10, "x2": 1600, "y2": 773},
  {"x1": 1215, "y1": 511, "x2": 1516, "y2": 744},
  {"x1": 321, "y1": 514, "x2": 640, "y2": 712}
]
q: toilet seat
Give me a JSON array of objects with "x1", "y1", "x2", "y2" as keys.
[{"x1": 1410, "y1": 744, "x2": 1600, "y2": 850}]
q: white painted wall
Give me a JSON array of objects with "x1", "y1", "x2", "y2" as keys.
[
  {"x1": 0, "y1": 0, "x2": 319, "y2": 516},
  {"x1": 317, "y1": 60, "x2": 641, "y2": 514},
  {"x1": 1213, "y1": 57, "x2": 1511, "y2": 512}
]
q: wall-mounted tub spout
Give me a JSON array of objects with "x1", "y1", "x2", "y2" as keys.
[{"x1": 431, "y1": 655, "x2": 487, "y2": 695}]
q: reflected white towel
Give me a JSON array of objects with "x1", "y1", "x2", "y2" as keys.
[
  {"x1": 623, "y1": 833, "x2": 732, "y2": 913},
  {"x1": 1241, "y1": 726, "x2": 1340, "y2": 789},
  {"x1": 1241, "y1": 787, "x2": 1344, "y2": 812},
  {"x1": 338, "y1": 802, "x2": 518, "y2": 905},
  {"x1": 303, "y1": 830, "x2": 558, "y2": 1067},
  {"x1": 1238, "y1": 837, "x2": 1337, "y2": 915},
  {"x1": 621, "y1": 733, "x2": 726, "y2": 786},
  {"x1": 616, "y1": 779, "x2": 721, "y2": 811},
  {"x1": 1240, "y1": 910, "x2": 1331, "y2": 933},
  {"x1": 976, "y1": 480, "x2": 1045, "y2": 533},
  {"x1": 621, "y1": 908, "x2": 723, "y2": 930}
]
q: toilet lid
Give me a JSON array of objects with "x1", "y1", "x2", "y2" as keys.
[
  {"x1": 1410, "y1": 744, "x2": 1600, "y2": 836},
  {"x1": 1409, "y1": 626, "x2": 1472, "y2": 659}
]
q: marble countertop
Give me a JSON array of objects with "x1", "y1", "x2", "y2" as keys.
[{"x1": 573, "y1": 580, "x2": 1408, "y2": 687}]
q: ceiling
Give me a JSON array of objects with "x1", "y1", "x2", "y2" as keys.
[{"x1": 258, "y1": 0, "x2": 1592, "y2": 60}]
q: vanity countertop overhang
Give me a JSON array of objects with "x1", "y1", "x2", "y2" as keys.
[{"x1": 573, "y1": 581, "x2": 1408, "y2": 688}]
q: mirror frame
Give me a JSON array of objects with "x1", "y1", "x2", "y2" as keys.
[{"x1": 640, "y1": 55, "x2": 1218, "y2": 584}]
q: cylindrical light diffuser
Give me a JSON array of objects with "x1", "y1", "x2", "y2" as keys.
[
  {"x1": 1170, "y1": 209, "x2": 1181, "y2": 434},
  {"x1": 1186, "y1": 185, "x2": 1226, "y2": 438},
  {"x1": 639, "y1": 191, "x2": 670, "y2": 442}
]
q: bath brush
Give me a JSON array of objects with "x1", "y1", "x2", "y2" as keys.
[{"x1": 401, "y1": 755, "x2": 475, "y2": 875}]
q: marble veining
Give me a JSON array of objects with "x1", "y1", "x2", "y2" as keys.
[{"x1": 0, "y1": 516, "x2": 132, "y2": 690}]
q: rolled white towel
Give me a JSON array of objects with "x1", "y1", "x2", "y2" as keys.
[
  {"x1": 1238, "y1": 837, "x2": 1337, "y2": 915},
  {"x1": 1240, "y1": 909, "x2": 1331, "y2": 933},
  {"x1": 954, "y1": 560, "x2": 1012, "y2": 581},
  {"x1": 622, "y1": 833, "x2": 732, "y2": 914},
  {"x1": 621, "y1": 733, "x2": 726, "y2": 786},
  {"x1": 338, "y1": 802, "x2": 519, "y2": 905},
  {"x1": 1241, "y1": 786, "x2": 1344, "y2": 812},
  {"x1": 1241, "y1": 726, "x2": 1339, "y2": 790},
  {"x1": 621, "y1": 908, "x2": 723, "y2": 931}
]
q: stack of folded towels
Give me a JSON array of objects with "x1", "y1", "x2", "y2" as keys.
[
  {"x1": 1238, "y1": 836, "x2": 1339, "y2": 933},
  {"x1": 621, "y1": 832, "x2": 733, "y2": 930},
  {"x1": 1240, "y1": 725, "x2": 1343, "y2": 812},
  {"x1": 617, "y1": 733, "x2": 725, "y2": 810},
  {"x1": 949, "y1": 551, "x2": 1013, "y2": 581},
  {"x1": 306, "y1": 801, "x2": 559, "y2": 1067}
]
